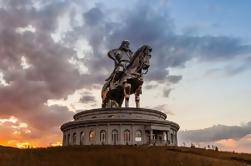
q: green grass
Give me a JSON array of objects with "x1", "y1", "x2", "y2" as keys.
[{"x1": 0, "y1": 145, "x2": 250, "y2": 166}]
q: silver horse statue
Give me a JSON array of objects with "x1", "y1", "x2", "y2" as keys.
[{"x1": 101, "y1": 45, "x2": 152, "y2": 108}]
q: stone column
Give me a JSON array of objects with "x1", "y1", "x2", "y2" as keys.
[
  {"x1": 150, "y1": 129, "x2": 153, "y2": 145},
  {"x1": 69, "y1": 132, "x2": 71, "y2": 145},
  {"x1": 167, "y1": 130, "x2": 170, "y2": 145},
  {"x1": 131, "y1": 124, "x2": 134, "y2": 145},
  {"x1": 83, "y1": 127, "x2": 86, "y2": 145},
  {"x1": 107, "y1": 124, "x2": 110, "y2": 144},
  {"x1": 142, "y1": 128, "x2": 145, "y2": 144},
  {"x1": 96, "y1": 127, "x2": 100, "y2": 145},
  {"x1": 62, "y1": 134, "x2": 65, "y2": 146},
  {"x1": 163, "y1": 131, "x2": 167, "y2": 145},
  {"x1": 76, "y1": 130, "x2": 81, "y2": 145},
  {"x1": 119, "y1": 124, "x2": 123, "y2": 145}
]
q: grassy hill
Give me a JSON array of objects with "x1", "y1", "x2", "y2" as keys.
[{"x1": 0, "y1": 145, "x2": 251, "y2": 166}]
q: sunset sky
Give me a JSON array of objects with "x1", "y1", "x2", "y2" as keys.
[{"x1": 0, "y1": 0, "x2": 251, "y2": 152}]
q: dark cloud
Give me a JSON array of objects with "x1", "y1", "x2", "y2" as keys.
[
  {"x1": 151, "y1": 104, "x2": 174, "y2": 115},
  {"x1": 205, "y1": 56, "x2": 251, "y2": 77},
  {"x1": 83, "y1": 7, "x2": 104, "y2": 26},
  {"x1": 144, "y1": 84, "x2": 158, "y2": 90},
  {"x1": 179, "y1": 122, "x2": 251, "y2": 143},
  {"x1": 224, "y1": 57, "x2": 251, "y2": 76},
  {"x1": 163, "y1": 88, "x2": 173, "y2": 98},
  {"x1": 166, "y1": 75, "x2": 182, "y2": 84},
  {"x1": 79, "y1": 94, "x2": 96, "y2": 103}
]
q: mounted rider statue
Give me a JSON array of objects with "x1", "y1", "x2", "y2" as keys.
[
  {"x1": 106, "y1": 40, "x2": 133, "y2": 86},
  {"x1": 101, "y1": 40, "x2": 152, "y2": 108}
]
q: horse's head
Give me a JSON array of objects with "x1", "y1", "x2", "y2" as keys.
[
  {"x1": 126, "y1": 45, "x2": 152, "y2": 75},
  {"x1": 140, "y1": 45, "x2": 152, "y2": 71}
]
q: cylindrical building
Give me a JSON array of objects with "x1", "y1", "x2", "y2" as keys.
[{"x1": 61, "y1": 108, "x2": 179, "y2": 146}]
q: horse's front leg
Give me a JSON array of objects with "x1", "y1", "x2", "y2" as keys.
[
  {"x1": 135, "y1": 86, "x2": 142, "y2": 108},
  {"x1": 124, "y1": 82, "x2": 131, "y2": 108}
]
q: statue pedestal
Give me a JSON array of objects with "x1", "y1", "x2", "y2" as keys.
[{"x1": 61, "y1": 108, "x2": 179, "y2": 146}]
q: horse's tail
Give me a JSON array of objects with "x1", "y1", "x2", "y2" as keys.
[{"x1": 101, "y1": 81, "x2": 110, "y2": 108}]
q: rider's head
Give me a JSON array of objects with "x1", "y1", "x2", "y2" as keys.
[{"x1": 119, "y1": 40, "x2": 130, "y2": 51}]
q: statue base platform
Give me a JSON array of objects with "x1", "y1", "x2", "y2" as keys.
[{"x1": 61, "y1": 108, "x2": 179, "y2": 146}]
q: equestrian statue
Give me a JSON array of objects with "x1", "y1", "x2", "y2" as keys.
[{"x1": 101, "y1": 40, "x2": 152, "y2": 108}]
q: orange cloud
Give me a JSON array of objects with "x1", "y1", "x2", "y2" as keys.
[
  {"x1": 0, "y1": 116, "x2": 62, "y2": 148},
  {"x1": 215, "y1": 134, "x2": 251, "y2": 153},
  {"x1": 216, "y1": 139, "x2": 237, "y2": 149}
]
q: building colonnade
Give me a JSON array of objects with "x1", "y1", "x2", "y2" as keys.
[{"x1": 63, "y1": 126, "x2": 177, "y2": 146}]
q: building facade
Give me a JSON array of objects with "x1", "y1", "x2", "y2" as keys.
[{"x1": 61, "y1": 108, "x2": 179, "y2": 146}]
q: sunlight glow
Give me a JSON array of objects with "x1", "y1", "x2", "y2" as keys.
[
  {"x1": 0, "y1": 116, "x2": 18, "y2": 124},
  {"x1": 216, "y1": 139, "x2": 237, "y2": 149},
  {"x1": 49, "y1": 142, "x2": 62, "y2": 147},
  {"x1": 21, "y1": 56, "x2": 31, "y2": 69},
  {"x1": 16, "y1": 25, "x2": 36, "y2": 34},
  {"x1": 0, "y1": 72, "x2": 9, "y2": 87},
  {"x1": 16, "y1": 142, "x2": 35, "y2": 149}
]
